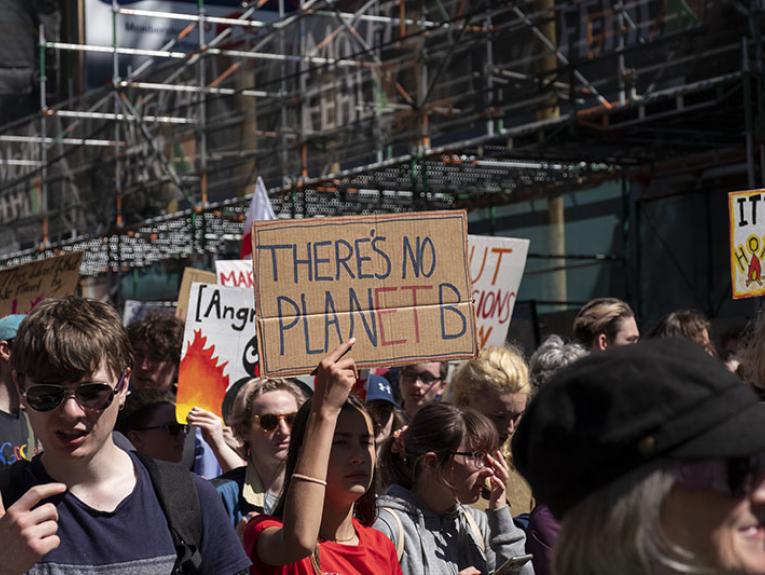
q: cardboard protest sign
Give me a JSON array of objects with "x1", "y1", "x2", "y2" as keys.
[
  {"x1": 216, "y1": 259, "x2": 254, "y2": 288},
  {"x1": 175, "y1": 267, "x2": 216, "y2": 319},
  {"x1": 729, "y1": 189, "x2": 765, "y2": 299},
  {"x1": 253, "y1": 211, "x2": 477, "y2": 377},
  {"x1": 0, "y1": 252, "x2": 83, "y2": 316},
  {"x1": 468, "y1": 235, "x2": 529, "y2": 349},
  {"x1": 176, "y1": 282, "x2": 259, "y2": 423}
]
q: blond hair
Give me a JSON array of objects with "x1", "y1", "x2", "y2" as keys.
[
  {"x1": 573, "y1": 298, "x2": 635, "y2": 348},
  {"x1": 451, "y1": 345, "x2": 530, "y2": 405}
]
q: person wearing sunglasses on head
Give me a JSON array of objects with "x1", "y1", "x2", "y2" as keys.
[
  {"x1": 116, "y1": 388, "x2": 188, "y2": 464},
  {"x1": 513, "y1": 337, "x2": 765, "y2": 575},
  {"x1": 0, "y1": 296, "x2": 251, "y2": 575},
  {"x1": 213, "y1": 378, "x2": 306, "y2": 532}
]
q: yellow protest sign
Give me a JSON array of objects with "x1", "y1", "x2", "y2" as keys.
[{"x1": 729, "y1": 189, "x2": 765, "y2": 299}]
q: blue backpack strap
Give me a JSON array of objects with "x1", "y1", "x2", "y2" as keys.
[{"x1": 135, "y1": 452, "x2": 203, "y2": 574}]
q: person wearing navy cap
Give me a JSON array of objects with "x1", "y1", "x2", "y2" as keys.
[
  {"x1": 365, "y1": 374, "x2": 404, "y2": 450},
  {"x1": 0, "y1": 314, "x2": 35, "y2": 467}
]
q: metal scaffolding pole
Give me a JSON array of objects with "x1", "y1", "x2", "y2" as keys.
[{"x1": 39, "y1": 23, "x2": 49, "y2": 247}]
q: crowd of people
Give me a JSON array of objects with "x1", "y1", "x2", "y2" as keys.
[{"x1": 0, "y1": 293, "x2": 763, "y2": 574}]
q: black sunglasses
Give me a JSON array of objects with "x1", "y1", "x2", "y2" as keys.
[
  {"x1": 254, "y1": 412, "x2": 297, "y2": 432},
  {"x1": 134, "y1": 422, "x2": 188, "y2": 437},
  {"x1": 23, "y1": 371, "x2": 127, "y2": 413},
  {"x1": 678, "y1": 454, "x2": 765, "y2": 498}
]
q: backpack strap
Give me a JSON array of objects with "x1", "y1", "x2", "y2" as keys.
[
  {"x1": 20, "y1": 411, "x2": 37, "y2": 460},
  {"x1": 378, "y1": 506, "x2": 405, "y2": 561},
  {"x1": 461, "y1": 507, "x2": 486, "y2": 554},
  {"x1": 0, "y1": 459, "x2": 30, "y2": 508},
  {"x1": 135, "y1": 452, "x2": 203, "y2": 574}
]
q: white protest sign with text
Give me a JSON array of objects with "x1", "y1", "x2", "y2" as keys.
[
  {"x1": 176, "y1": 283, "x2": 258, "y2": 422},
  {"x1": 468, "y1": 235, "x2": 529, "y2": 348},
  {"x1": 216, "y1": 259, "x2": 255, "y2": 288}
]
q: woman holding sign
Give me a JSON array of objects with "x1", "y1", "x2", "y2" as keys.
[{"x1": 243, "y1": 339, "x2": 402, "y2": 574}]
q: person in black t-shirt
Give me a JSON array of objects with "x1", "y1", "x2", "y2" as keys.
[{"x1": 0, "y1": 314, "x2": 35, "y2": 467}]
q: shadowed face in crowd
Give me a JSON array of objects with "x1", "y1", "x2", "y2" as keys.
[
  {"x1": 127, "y1": 402, "x2": 186, "y2": 463},
  {"x1": 399, "y1": 363, "x2": 445, "y2": 419},
  {"x1": 131, "y1": 342, "x2": 176, "y2": 391},
  {"x1": 594, "y1": 315, "x2": 640, "y2": 351}
]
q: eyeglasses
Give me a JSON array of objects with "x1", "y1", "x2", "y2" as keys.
[
  {"x1": 677, "y1": 455, "x2": 765, "y2": 498},
  {"x1": 450, "y1": 449, "x2": 487, "y2": 468},
  {"x1": 133, "y1": 422, "x2": 188, "y2": 437},
  {"x1": 254, "y1": 412, "x2": 297, "y2": 432},
  {"x1": 401, "y1": 371, "x2": 442, "y2": 386},
  {"x1": 23, "y1": 371, "x2": 127, "y2": 413}
]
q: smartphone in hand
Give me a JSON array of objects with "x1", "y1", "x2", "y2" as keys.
[{"x1": 492, "y1": 554, "x2": 533, "y2": 575}]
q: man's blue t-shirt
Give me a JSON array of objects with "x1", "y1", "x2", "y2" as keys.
[{"x1": 20, "y1": 451, "x2": 250, "y2": 575}]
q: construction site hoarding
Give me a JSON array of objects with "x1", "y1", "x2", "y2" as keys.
[{"x1": 252, "y1": 211, "x2": 477, "y2": 377}]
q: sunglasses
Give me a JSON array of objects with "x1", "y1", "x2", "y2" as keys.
[
  {"x1": 134, "y1": 422, "x2": 188, "y2": 437},
  {"x1": 677, "y1": 454, "x2": 765, "y2": 497},
  {"x1": 401, "y1": 371, "x2": 442, "y2": 386},
  {"x1": 254, "y1": 412, "x2": 297, "y2": 432},
  {"x1": 23, "y1": 371, "x2": 127, "y2": 413}
]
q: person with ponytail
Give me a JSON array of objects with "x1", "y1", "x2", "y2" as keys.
[
  {"x1": 242, "y1": 339, "x2": 403, "y2": 575},
  {"x1": 375, "y1": 402, "x2": 533, "y2": 575}
]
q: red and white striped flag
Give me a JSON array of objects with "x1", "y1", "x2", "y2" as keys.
[{"x1": 240, "y1": 177, "x2": 275, "y2": 258}]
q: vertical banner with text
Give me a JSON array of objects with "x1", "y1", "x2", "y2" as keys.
[
  {"x1": 253, "y1": 211, "x2": 477, "y2": 377},
  {"x1": 729, "y1": 189, "x2": 765, "y2": 299}
]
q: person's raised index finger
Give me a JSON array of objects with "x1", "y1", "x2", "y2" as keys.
[
  {"x1": 326, "y1": 338, "x2": 356, "y2": 363},
  {"x1": 12, "y1": 483, "x2": 67, "y2": 512}
]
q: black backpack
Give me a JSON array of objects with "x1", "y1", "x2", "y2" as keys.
[{"x1": 0, "y1": 452, "x2": 203, "y2": 574}]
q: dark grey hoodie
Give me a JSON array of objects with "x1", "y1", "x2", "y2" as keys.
[{"x1": 374, "y1": 484, "x2": 534, "y2": 575}]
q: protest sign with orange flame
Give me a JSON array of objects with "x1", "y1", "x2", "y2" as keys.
[{"x1": 176, "y1": 283, "x2": 258, "y2": 423}]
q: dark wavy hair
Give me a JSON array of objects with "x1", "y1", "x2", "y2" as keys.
[
  {"x1": 379, "y1": 402, "x2": 498, "y2": 491},
  {"x1": 127, "y1": 311, "x2": 184, "y2": 365}
]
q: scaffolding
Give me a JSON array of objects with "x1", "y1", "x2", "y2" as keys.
[{"x1": 0, "y1": 0, "x2": 762, "y2": 281}]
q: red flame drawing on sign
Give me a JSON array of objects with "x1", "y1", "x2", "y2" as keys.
[
  {"x1": 176, "y1": 329, "x2": 229, "y2": 418},
  {"x1": 747, "y1": 255, "x2": 762, "y2": 287}
]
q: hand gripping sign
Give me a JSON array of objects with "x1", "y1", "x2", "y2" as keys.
[{"x1": 252, "y1": 211, "x2": 478, "y2": 377}]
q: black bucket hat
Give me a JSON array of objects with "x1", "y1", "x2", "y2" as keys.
[{"x1": 512, "y1": 337, "x2": 765, "y2": 519}]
